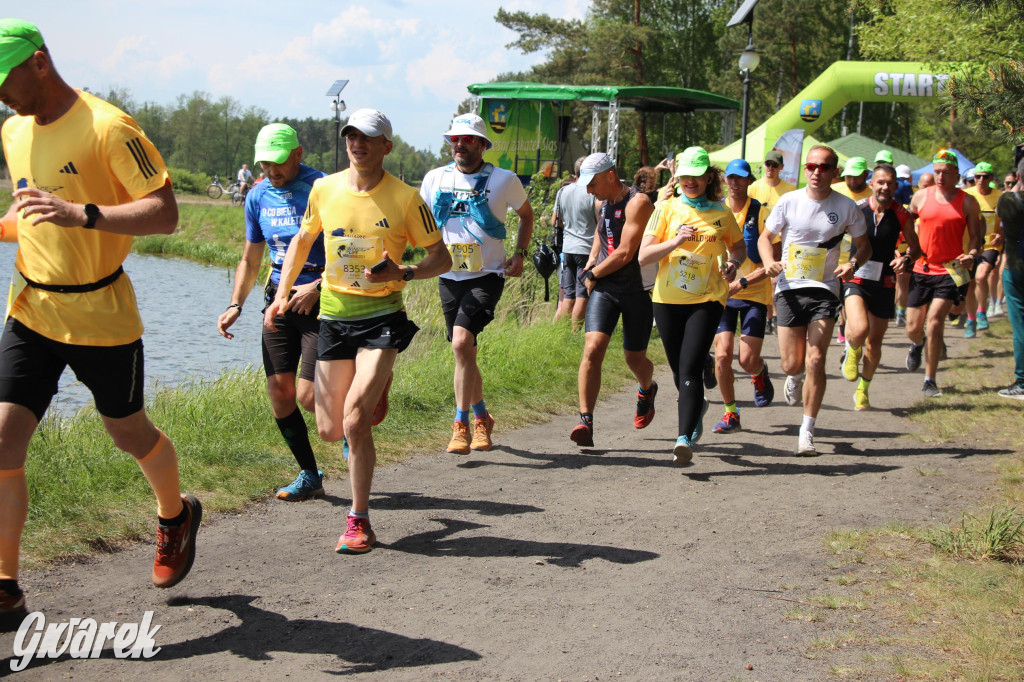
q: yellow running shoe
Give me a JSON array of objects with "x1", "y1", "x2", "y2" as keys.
[
  {"x1": 470, "y1": 414, "x2": 495, "y2": 451},
  {"x1": 447, "y1": 421, "x2": 471, "y2": 454},
  {"x1": 842, "y1": 344, "x2": 862, "y2": 382},
  {"x1": 854, "y1": 384, "x2": 870, "y2": 411}
]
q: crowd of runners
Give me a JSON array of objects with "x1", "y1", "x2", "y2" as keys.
[{"x1": 1, "y1": 17, "x2": 1023, "y2": 629}]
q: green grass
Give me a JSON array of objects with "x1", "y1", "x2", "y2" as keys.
[{"x1": 133, "y1": 202, "x2": 247, "y2": 266}]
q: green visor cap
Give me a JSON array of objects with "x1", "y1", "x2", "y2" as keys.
[
  {"x1": 254, "y1": 123, "x2": 300, "y2": 164},
  {"x1": 0, "y1": 19, "x2": 44, "y2": 88},
  {"x1": 674, "y1": 146, "x2": 711, "y2": 177},
  {"x1": 973, "y1": 161, "x2": 994, "y2": 175},
  {"x1": 933, "y1": 149, "x2": 958, "y2": 167},
  {"x1": 842, "y1": 157, "x2": 868, "y2": 177}
]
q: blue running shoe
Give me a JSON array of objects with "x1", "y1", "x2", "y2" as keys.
[
  {"x1": 276, "y1": 469, "x2": 325, "y2": 501},
  {"x1": 690, "y1": 398, "x2": 710, "y2": 444},
  {"x1": 751, "y1": 362, "x2": 775, "y2": 407},
  {"x1": 977, "y1": 311, "x2": 989, "y2": 331},
  {"x1": 712, "y1": 410, "x2": 741, "y2": 434},
  {"x1": 342, "y1": 438, "x2": 349, "y2": 460},
  {"x1": 672, "y1": 435, "x2": 693, "y2": 466}
]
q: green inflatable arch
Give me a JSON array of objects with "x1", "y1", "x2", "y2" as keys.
[{"x1": 711, "y1": 61, "x2": 965, "y2": 168}]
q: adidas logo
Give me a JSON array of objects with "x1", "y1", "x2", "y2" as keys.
[
  {"x1": 375, "y1": 218, "x2": 390, "y2": 229},
  {"x1": 458, "y1": 262, "x2": 470, "y2": 269},
  {"x1": 58, "y1": 162, "x2": 79, "y2": 175}
]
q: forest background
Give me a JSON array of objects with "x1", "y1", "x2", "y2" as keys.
[{"x1": 1, "y1": 0, "x2": 1022, "y2": 185}]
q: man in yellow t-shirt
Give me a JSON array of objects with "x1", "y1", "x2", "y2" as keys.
[
  {"x1": 711, "y1": 159, "x2": 776, "y2": 435},
  {"x1": 266, "y1": 109, "x2": 451, "y2": 555},
  {"x1": 965, "y1": 161, "x2": 1003, "y2": 331},
  {"x1": 0, "y1": 19, "x2": 201, "y2": 623}
]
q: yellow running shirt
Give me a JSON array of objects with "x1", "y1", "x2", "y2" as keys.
[
  {"x1": 301, "y1": 170, "x2": 442, "y2": 320},
  {"x1": 1, "y1": 91, "x2": 170, "y2": 346},
  {"x1": 748, "y1": 178, "x2": 795, "y2": 218},
  {"x1": 731, "y1": 198, "x2": 772, "y2": 306},
  {"x1": 644, "y1": 198, "x2": 743, "y2": 306},
  {"x1": 965, "y1": 186, "x2": 1002, "y2": 253}
]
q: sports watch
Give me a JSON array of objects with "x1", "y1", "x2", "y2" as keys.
[
  {"x1": 515, "y1": 247, "x2": 529, "y2": 258},
  {"x1": 83, "y1": 203, "x2": 101, "y2": 229},
  {"x1": 402, "y1": 267, "x2": 415, "y2": 282},
  {"x1": 739, "y1": 277, "x2": 749, "y2": 289}
]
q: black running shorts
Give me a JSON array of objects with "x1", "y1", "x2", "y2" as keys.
[
  {"x1": 774, "y1": 288, "x2": 841, "y2": 328},
  {"x1": 908, "y1": 272, "x2": 969, "y2": 307},
  {"x1": 317, "y1": 312, "x2": 420, "y2": 362}
]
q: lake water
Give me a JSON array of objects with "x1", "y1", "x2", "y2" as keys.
[{"x1": 0, "y1": 243, "x2": 263, "y2": 415}]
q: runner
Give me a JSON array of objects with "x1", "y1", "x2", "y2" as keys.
[
  {"x1": 894, "y1": 164, "x2": 914, "y2": 206},
  {"x1": 918, "y1": 172, "x2": 935, "y2": 189},
  {"x1": 711, "y1": 158, "x2": 775, "y2": 434},
  {"x1": 840, "y1": 164, "x2": 921, "y2": 410},
  {"x1": 420, "y1": 114, "x2": 534, "y2": 455},
  {"x1": 552, "y1": 156, "x2": 599, "y2": 328},
  {"x1": 893, "y1": 164, "x2": 915, "y2": 327},
  {"x1": 758, "y1": 145, "x2": 871, "y2": 455},
  {"x1": 1005, "y1": 171, "x2": 1018, "y2": 192},
  {"x1": 833, "y1": 157, "x2": 874, "y2": 345},
  {"x1": 638, "y1": 147, "x2": 746, "y2": 464},
  {"x1": 217, "y1": 123, "x2": 330, "y2": 501},
  {"x1": 0, "y1": 19, "x2": 201, "y2": 624},
  {"x1": 995, "y1": 161, "x2": 1024, "y2": 399},
  {"x1": 570, "y1": 153, "x2": 657, "y2": 447},
  {"x1": 265, "y1": 108, "x2": 451, "y2": 554},
  {"x1": 964, "y1": 161, "x2": 1002, "y2": 335},
  {"x1": 904, "y1": 149, "x2": 983, "y2": 397},
  {"x1": 749, "y1": 150, "x2": 796, "y2": 336}
]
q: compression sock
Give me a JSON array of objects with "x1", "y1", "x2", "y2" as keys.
[
  {"x1": 471, "y1": 400, "x2": 489, "y2": 420},
  {"x1": 455, "y1": 408, "x2": 470, "y2": 424},
  {"x1": 724, "y1": 402, "x2": 738, "y2": 415},
  {"x1": 801, "y1": 415, "x2": 816, "y2": 433},
  {"x1": 136, "y1": 430, "x2": 184, "y2": 520},
  {"x1": 0, "y1": 467, "x2": 27, "y2": 581},
  {"x1": 275, "y1": 407, "x2": 317, "y2": 471}
]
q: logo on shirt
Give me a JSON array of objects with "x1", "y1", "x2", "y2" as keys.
[
  {"x1": 614, "y1": 209, "x2": 623, "y2": 219},
  {"x1": 827, "y1": 212, "x2": 839, "y2": 224},
  {"x1": 375, "y1": 217, "x2": 390, "y2": 229},
  {"x1": 58, "y1": 162, "x2": 79, "y2": 175}
]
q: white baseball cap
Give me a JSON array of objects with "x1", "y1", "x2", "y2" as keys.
[
  {"x1": 443, "y1": 113, "x2": 492, "y2": 149},
  {"x1": 341, "y1": 109, "x2": 393, "y2": 140},
  {"x1": 576, "y1": 153, "x2": 616, "y2": 187},
  {"x1": 895, "y1": 164, "x2": 911, "y2": 179}
]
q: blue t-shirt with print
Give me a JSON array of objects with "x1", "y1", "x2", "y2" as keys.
[{"x1": 244, "y1": 163, "x2": 327, "y2": 285}]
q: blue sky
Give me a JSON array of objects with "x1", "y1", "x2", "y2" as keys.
[{"x1": 27, "y1": 0, "x2": 586, "y2": 151}]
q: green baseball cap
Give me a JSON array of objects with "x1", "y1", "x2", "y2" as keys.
[
  {"x1": 0, "y1": 19, "x2": 44, "y2": 88},
  {"x1": 874, "y1": 150, "x2": 894, "y2": 164},
  {"x1": 933, "y1": 148, "x2": 958, "y2": 167},
  {"x1": 674, "y1": 146, "x2": 711, "y2": 177},
  {"x1": 973, "y1": 161, "x2": 994, "y2": 175},
  {"x1": 254, "y1": 123, "x2": 299, "y2": 164},
  {"x1": 841, "y1": 156, "x2": 868, "y2": 177}
]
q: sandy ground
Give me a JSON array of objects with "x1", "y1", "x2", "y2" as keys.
[{"x1": 0, "y1": 322, "x2": 1011, "y2": 680}]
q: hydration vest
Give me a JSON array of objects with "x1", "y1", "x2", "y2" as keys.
[{"x1": 432, "y1": 163, "x2": 507, "y2": 241}]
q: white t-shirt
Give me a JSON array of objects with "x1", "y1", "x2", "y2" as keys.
[
  {"x1": 766, "y1": 188, "x2": 867, "y2": 296},
  {"x1": 420, "y1": 163, "x2": 528, "y2": 280}
]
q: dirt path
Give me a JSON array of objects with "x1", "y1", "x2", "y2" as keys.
[{"x1": 0, "y1": 324, "x2": 1009, "y2": 680}]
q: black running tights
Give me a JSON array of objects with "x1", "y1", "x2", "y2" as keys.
[{"x1": 652, "y1": 301, "x2": 724, "y2": 437}]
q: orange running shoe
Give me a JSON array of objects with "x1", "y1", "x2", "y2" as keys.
[
  {"x1": 153, "y1": 494, "x2": 202, "y2": 588},
  {"x1": 335, "y1": 515, "x2": 376, "y2": 554},
  {"x1": 447, "y1": 421, "x2": 471, "y2": 454},
  {"x1": 470, "y1": 414, "x2": 495, "y2": 450}
]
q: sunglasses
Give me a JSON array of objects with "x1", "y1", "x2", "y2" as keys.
[
  {"x1": 804, "y1": 163, "x2": 835, "y2": 173},
  {"x1": 1006, "y1": 181, "x2": 1016, "y2": 187},
  {"x1": 764, "y1": 162, "x2": 780, "y2": 169},
  {"x1": 449, "y1": 135, "x2": 479, "y2": 145},
  {"x1": 975, "y1": 174, "x2": 992, "y2": 179}
]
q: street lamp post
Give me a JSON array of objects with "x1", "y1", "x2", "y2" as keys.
[
  {"x1": 738, "y1": 29, "x2": 760, "y2": 160},
  {"x1": 326, "y1": 80, "x2": 349, "y2": 173}
]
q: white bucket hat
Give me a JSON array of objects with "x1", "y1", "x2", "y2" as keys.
[{"x1": 443, "y1": 113, "x2": 492, "y2": 149}]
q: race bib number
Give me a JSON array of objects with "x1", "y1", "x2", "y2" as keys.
[
  {"x1": 854, "y1": 260, "x2": 883, "y2": 281},
  {"x1": 944, "y1": 260, "x2": 969, "y2": 287},
  {"x1": 325, "y1": 235, "x2": 384, "y2": 291},
  {"x1": 449, "y1": 242, "x2": 483, "y2": 272},
  {"x1": 667, "y1": 249, "x2": 711, "y2": 295},
  {"x1": 982, "y1": 213, "x2": 1001, "y2": 250},
  {"x1": 4, "y1": 270, "x2": 26, "y2": 320},
  {"x1": 786, "y1": 245, "x2": 827, "y2": 281}
]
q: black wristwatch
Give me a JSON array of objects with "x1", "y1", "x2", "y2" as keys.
[
  {"x1": 585, "y1": 269, "x2": 597, "y2": 282},
  {"x1": 739, "y1": 277, "x2": 749, "y2": 289},
  {"x1": 402, "y1": 267, "x2": 415, "y2": 282},
  {"x1": 83, "y1": 203, "x2": 101, "y2": 229}
]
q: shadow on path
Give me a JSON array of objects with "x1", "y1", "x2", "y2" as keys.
[{"x1": 382, "y1": 518, "x2": 660, "y2": 567}]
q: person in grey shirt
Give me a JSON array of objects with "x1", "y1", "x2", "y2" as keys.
[{"x1": 552, "y1": 156, "x2": 600, "y2": 327}]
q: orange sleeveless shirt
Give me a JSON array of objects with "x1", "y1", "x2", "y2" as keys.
[{"x1": 914, "y1": 186, "x2": 966, "y2": 275}]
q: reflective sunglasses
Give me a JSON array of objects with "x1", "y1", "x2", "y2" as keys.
[
  {"x1": 764, "y1": 161, "x2": 780, "y2": 169},
  {"x1": 804, "y1": 162, "x2": 835, "y2": 173},
  {"x1": 449, "y1": 135, "x2": 479, "y2": 145}
]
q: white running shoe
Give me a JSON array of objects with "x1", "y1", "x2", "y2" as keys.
[
  {"x1": 784, "y1": 374, "x2": 804, "y2": 406},
  {"x1": 797, "y1": 429, "x2": 817, "y2": 456}
]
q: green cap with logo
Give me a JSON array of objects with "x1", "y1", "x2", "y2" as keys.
[
  {"x1": 874, "y1": 150, "x2": 894, "y2": 164},
  {"x1": 932, "y1": 148, "x2": 958, "y2": 167},
  {"x1": 0, "y1": 19, "x2": 44, "y2": 88},
  {"x1": 841, "y1": 156, "x2": 868, "y2": 177},
  {"x1": 254, "y1": 123, "x2": 300, "y2": 164},
  {"x1": 674, "y1": 146, "x2": 711, "y2": 177}
]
